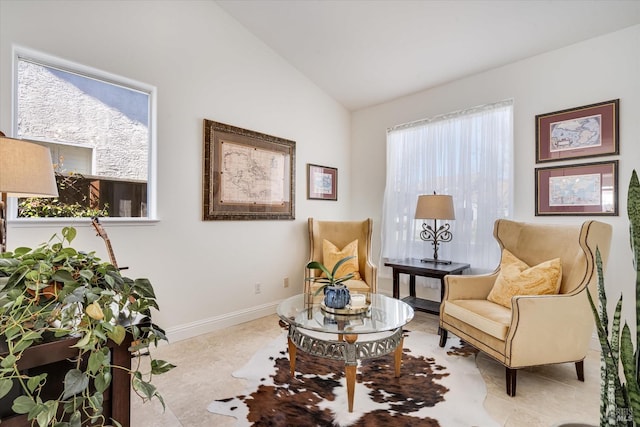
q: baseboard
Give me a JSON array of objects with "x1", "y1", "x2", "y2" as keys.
[{"x1": 164, "y1": 300, "x2": 281, "y2": 343}]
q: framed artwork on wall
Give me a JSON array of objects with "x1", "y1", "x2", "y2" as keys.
[
  {"x1": 535, "y1": 160, "x2": 618, "y2": 216},
  {"x1": 203, "y1": 119, "x2": 295, "y2": 220},
  {"x1": 535, "y1": 99, "x2": 619, "y2": 163},
  {"x1": 307, "y1": 164, "x2": 337, "y2": 200}
]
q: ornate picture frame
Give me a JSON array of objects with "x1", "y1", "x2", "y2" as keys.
[
  {"x1": 535, "y1": 160, "x2": 618, "y2": 216},
  {"x1": 307, "y1": 164, "x2": 337, "y2": 200},
  {"x1": 535, "y1": 99, "x2": 619, "y2": 163},
  {"x1": 203, "y1": 120, "x2": 295, "y2": 220}
]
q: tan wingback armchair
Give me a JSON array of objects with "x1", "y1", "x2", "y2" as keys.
[
  {"x1": 306, "y1": 218, "x2": 377, "y2": 295},
  {"x1": 439, "y1": 219, "x2": 612, "y2": 396}
]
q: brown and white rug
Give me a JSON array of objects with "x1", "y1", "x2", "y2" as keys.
[{"x1": 207, "y1": 329, "x2": 499, "y2": 426}]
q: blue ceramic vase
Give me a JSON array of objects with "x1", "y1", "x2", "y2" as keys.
[{"x1": 323, "y1": 286, "x2": 351, "y2": 309}]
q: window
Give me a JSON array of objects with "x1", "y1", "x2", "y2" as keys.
[
  {"x1": 12, "y1": 47, "x2": 156, "y2": 219},
  {"x1": 381, "y1": 100, "x2": 513, "y2": 272}
]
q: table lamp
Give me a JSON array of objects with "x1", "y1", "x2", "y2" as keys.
[
  {"x1": 0, "y1": 132, "x2": 59, "y2": 252},
  {"x1": 414, "y1": 193, "x2": 455, "y2": 264}
]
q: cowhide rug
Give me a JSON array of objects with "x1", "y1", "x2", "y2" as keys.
[{"x1": 207, "y1": 329, "x2": 499, "y2": 426}]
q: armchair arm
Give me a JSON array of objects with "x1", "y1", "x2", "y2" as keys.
[
  {"x1": 443, "y1": 272, "x2": 499, "y2": 301},
  {"x1": 507, "y1": 290, "x2": 593, "y2": 367},
  {"x1": 362, "y1": 260, "x2": 377, "y2": 293}
]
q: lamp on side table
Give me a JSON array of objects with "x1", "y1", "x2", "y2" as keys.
[
  {"x1": 414, "y1": 193, "x2": 455, "y2": 265},
  {"x1": 0, "y1": 132, "x2": 58, "y2": 252}
]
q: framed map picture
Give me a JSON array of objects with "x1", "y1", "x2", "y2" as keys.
[
  {"x1": 535, "y1": 160, "x2": 618, "y2": 216},
  {"x1": 535, "y1": 99, "x2": 619, "y2": 163},
  {"x1": 307, "y1": 164, "x2": 337, "y2": 200},
  {"x1": 203, "y1": 120, "x2": 295, "y2": 220}
]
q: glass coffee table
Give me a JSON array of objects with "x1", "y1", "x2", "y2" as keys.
[{"x1": 277, "y1": 293, "x2": 414, "y2": 412}]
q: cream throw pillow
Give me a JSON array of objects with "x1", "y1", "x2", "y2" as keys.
[
  {"x1": 322, "y1": 239, "x2": 361, "y2": 280},
  {"x1": 487, "y1": 249, "x2": 562, "y2": 309}
]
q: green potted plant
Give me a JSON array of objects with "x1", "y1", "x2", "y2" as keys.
[
  {"x1": 587, "y1": 169, "x2": 640, "y2": 426},
  {"x1": 305, "y1": 256, "x2": 355, "y2": 309},
  {"x1": 0, "y1": 226, "x2": 174, "y2": 426}
]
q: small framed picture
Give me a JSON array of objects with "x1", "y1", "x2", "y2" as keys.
[
  {"x1": 535, "y1": 160, "x2": 618, "y2": 216},
  {"x1": 307, "y1": 164, "x2": 337, "y2": 200},
  {"x1": 535, "y1": 99, "x2": 619, "y2": 163}
]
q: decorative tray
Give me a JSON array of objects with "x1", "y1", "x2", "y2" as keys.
[{"x1": 320, "y1": 301, "x2": 370, "y2": 315}]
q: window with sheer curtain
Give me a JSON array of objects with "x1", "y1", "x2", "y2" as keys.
[{"x1": 381, "y1": 100, "x2": 513, "y2": 273}]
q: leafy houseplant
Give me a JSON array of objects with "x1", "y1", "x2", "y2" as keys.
[
  {"x1": 0, "y1": 227, "x2": 174, "y2": 426},
  {"x1": 588, "y1": 169, "x2": 640, "y2": 426},
  {"x1": 305, "y1": 256, "x2": 355, "y2": 309}
]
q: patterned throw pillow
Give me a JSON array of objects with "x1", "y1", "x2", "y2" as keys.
[
  {"x1": 322, "y1": 239, "x2": 362, "y2": 280},
  {"x1": 487, "y1": 249, "x2": 562, "y2": 309}
]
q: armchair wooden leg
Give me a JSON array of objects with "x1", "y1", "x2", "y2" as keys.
[
  {"x1": 575, "y1": 360, "x2": 585, "y2": 382},
  {"x1": 438, "y1": 330, "x2": 448, "y2": 347},
  {"x1": 506, "y1": 367, "x2": 517, "y2": 396}
]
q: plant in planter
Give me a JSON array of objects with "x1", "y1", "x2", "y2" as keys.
[
  {"x1": 588, "y1": 169, "x2": 640, "y2": 426},
  {"x1": 305, "y1": 256, "x2": 355, "y2": 309},
  {"x1": 0, "y1": 226, "x2": 174, "y2": 427}
]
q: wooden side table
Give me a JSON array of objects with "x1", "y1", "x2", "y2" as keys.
[
  {"x1": 0, "y1": 335, "x2": 132, "y2": 426},
  {"x1": 384, "y1": 258, "x2": 470, "y2": 315}
]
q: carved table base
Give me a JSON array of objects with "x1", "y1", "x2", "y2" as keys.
[{"x1": 286, "y1": 325, "x2": 404, "y2": 412}]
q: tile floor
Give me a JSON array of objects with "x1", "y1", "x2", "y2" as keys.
[{"x1": 131, "y1": 312, "x2": 600, "y2": 426}]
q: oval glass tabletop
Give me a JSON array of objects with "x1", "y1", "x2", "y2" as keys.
[{"x1": 277, "y1": 293, "x2": 414, "y2": 335}]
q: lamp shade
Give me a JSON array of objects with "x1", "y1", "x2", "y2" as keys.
[
  {"x1": 415, "y1": 194, "x2": 455, "y2": 220},
  {"x1": 0, "y1": 136, "x2": 58, "y2": 197}
]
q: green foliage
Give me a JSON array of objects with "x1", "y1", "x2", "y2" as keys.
[
  {"x1": 0, "y1": 227, "x2": 175, "y2": 426},
  {"x1": 18, "y1": 172, "x2": 109, "y2": 218},
  {"x1": 18, "y1": 198, "x2": 109, "y2": 218},
  {"x1": 305, "y1": 256, "x2": 356, "y2": 295},
  {"x1": 588, "y1": 170, "x2": 640, "y2": 426}
]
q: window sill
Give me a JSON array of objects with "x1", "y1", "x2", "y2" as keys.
[{"x1": 8, "y1": 218, "x2": 160, "y2": 228}]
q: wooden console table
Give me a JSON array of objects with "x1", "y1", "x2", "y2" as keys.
[
  {"x1": 384, "y1": 258, "x2": 470, "y2": 315},
  {"x1": 0, "y1": 335, "x2": 132, "y2": 427}
]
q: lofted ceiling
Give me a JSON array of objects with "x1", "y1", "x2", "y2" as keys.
[{"x1": 216, "y1": 0, "x2": 640, "y2": 111}]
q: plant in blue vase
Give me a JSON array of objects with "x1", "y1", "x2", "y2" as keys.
[{"x1": 305, "y1": 256, "x2": 355, "y2": 309}]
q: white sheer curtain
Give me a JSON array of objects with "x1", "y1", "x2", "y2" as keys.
[{"x1": 381, "y1": 100, "x2": 513, "y2": 274}]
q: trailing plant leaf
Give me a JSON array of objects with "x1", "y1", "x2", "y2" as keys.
[
  {"x1": 0, "y1": 378, "x2": 13, "y2": 399},
  {"x1": 94, "y1": 371, "x2": 111, "y2": 394},
  {"x1": 62, "y1": 369, "x2": 89, "y2": 399},
  {"x1": 151, "y1": 359, "x2": 177, "y2": 375},
  {"x1": 36, "y1": 400, "x2": 58, "y2": 427},
  {"x1": 88, "y1": 350, "x2": 107, "y2": 375},
  {"x1": 108, "y1": 324, "x2": 126, "y2": 345},
  {"x1": 0, "y1": 227, "x2": 175, "y2": 425},
  {"x1": 11, "y1": 395, "x2": 36, "y2": 414}
]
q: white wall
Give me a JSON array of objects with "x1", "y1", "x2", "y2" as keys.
[
  {"x1": 2, "y1": 2, "x2": 638, "y2": 340},
  {"x1": 0, "y1": 0, "x2": 353, "y2": 340},
  {"x1": 352, "y1": 25, "x2": 640, "y2": 319}
]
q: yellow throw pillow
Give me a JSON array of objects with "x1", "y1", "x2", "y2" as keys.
[
  {"x1": 322, "y1": 239, "x2": 361, "y2": 280},
  {"x1": 487, "y1": 249, "x2": 562, "y2": 309}
]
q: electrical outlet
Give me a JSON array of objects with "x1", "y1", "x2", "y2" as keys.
[
  {"x1": 283, "y1": 277, "x2": 289, "y2": 288},
  {"x1": 254, "y1": 283, "x2": 261, "y2": 294}
]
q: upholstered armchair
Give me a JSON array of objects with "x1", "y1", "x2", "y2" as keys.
[
  {"x1": 306, "y1": 218, "x2": 377, "y2": 296},
  {"x1": 439, "y1": 219, "x2": 612, "y2": 396}
]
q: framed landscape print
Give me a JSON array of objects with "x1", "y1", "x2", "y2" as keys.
[
  {"x1": 307, "y1": 164, "x2": 337, "y2": 200},
  {"x1": 535, "y1": 99, "x2": 619, "y2": 163},
  {"x1": 203, "y1": 119, "x2": 295, "y2": 220},
  {"x1": 535, "y1": 160, "x2": 618, "y2": 216}
]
